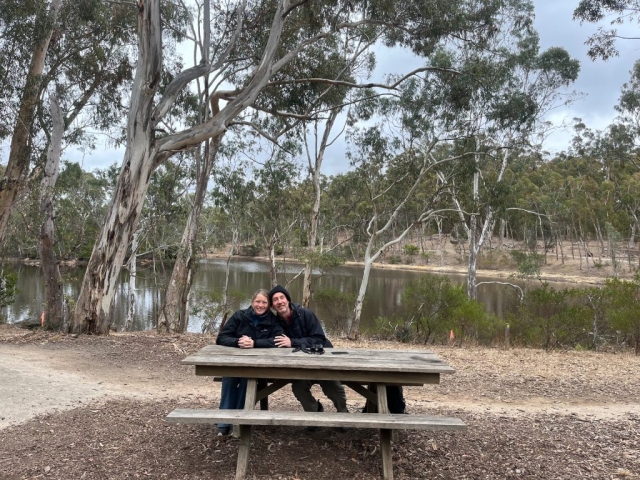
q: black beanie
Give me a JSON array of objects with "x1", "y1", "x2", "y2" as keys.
[{"x1": 269, "y1": 285, "x2": 291, "y2": 305}]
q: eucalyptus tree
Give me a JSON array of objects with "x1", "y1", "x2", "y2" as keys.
[
  {"x1": 150, "y1": 155, "x2": 198, "y2": 332},
  {"x1": 249, "y1": 153, "x2": 302, "y2": 287},
  {"x1": 433, "y1": 1, "x2": 579, "y2": 300},
  {"x1": 1, "y1": 0, "x2": 138, "y2": 330},
  {"x1": 344, "y1": 123, "x2": 453, "y2": 339},
  {"x1": 39, "y1": 92, "x2": 65, "y2": 330},
  {"x1": 157, "y1": 0, "x2": 226, "y2": 334},
  {"x1": 0, "y1": 0, "x2": 62, "y2": 248},
  {"x1": 612, "y1": 60, "x2": 640, "y2": 170},
  {"x1": 75, "y1": 0, "x2": 512, "y2": 334},
  {"x1": 0, "y1": 0, "x2": 137, "y2": 250},
  {"x1": 574, "y1": 0, "x2": 640, "y2": 60},
  {"x1": 208, "y1": 155, "x2": 256, "y2": 324}
]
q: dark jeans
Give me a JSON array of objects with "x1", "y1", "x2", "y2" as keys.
[{"x1": 217, "y1": 377, "x2": 248, "y2": 429}]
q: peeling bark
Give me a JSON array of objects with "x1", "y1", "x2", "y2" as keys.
[
  {"x1": 123, "y1": 228, "x2": 140, "y2": 332},
  {"x1": 72, "y1": 0, "x2": 163, "y2": 334},
  {"x1": 73, "y1": 0, "x2": 293, "y2": 334}
]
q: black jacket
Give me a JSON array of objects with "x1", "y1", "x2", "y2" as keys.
[
  {"x1": 278, "y1": 303, "x2": 333, "y2": 349},
  {"x1": 216, "y1": 307, "x2": 283, "y2": 348}
]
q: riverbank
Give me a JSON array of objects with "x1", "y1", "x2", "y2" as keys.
[
  {"x1": 1, "y1": 326, "x2": 638, "y2": 479},
  {"x1": 205, "y1": 248, "x2": 634, "y2": 286}
]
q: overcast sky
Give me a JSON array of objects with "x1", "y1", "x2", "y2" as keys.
[
  {"x1": 315, "y1": 1, "x2": 639, "y2": 174},
  {"x1": 533, "y1": 0, "x2": 637, "y2": 153},
  {"x1": 2, "y1": 1, "x2": 637, "y2": 176}
]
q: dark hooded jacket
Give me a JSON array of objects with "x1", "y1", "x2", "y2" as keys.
[
  {"x1": 216, "y1": 307, "x2": 283, "y2": 348},
  {"x1": 278, "y1": 303, "x2": 333, "y2": 349}
]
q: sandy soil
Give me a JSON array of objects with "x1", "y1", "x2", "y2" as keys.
[{"x1": 0, "y1": 325, "x2": 638, "y2": 479}]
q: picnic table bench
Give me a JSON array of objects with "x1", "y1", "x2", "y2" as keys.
[{"x1": 166, "y1": 346, "x2": 465, "y2": 479}]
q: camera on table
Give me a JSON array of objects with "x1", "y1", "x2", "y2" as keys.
[{"x1": 308, "y1": 343, "x2": 325, "y2": 354}]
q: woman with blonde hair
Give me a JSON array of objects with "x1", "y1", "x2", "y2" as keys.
[{"x1": 214, "y1": 289, "x2": 283, "y2": 436}]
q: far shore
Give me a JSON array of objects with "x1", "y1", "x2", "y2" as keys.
[
  {"x1": 202, "y1": 252, "x2": 622, "y2": 286},
  {"x1": 9, "y1": 249, "x2": 634, "y2": 287}
]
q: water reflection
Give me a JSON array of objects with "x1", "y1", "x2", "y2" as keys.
[{"x1": 1, "y1": 259, "x2": 575, "y2": 332}]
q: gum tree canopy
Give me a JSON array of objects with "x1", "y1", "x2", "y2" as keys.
[
  {"x1": 574, "y1": 0, "x2": 640, "y2": 60},
  {"x1": 71, "y1": 0, "x2": 530, "y2": 334}
]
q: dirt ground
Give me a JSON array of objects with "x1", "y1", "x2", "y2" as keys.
[{"x1": 0, "y1": 325, "x2": 638, "y2": 480}]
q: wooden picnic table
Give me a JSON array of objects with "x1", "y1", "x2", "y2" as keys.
[{"x1": 167, "y1": 345, "x2": 465, "y2": 480}]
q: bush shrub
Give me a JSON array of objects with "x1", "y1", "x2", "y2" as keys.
[
  {"x1": 404, "y1": 244, "x2": 419, "y2": 256},
  {"x1": 313, "y1": 287, "x2": 357, "y2": 334}
]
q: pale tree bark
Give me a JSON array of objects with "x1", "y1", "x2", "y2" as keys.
[
  {"x1": 158, "y1": 134, "x2": 222, "y2": 333},
  {"x1": 268, "y1": 235, "x2": 278, "y2": 288},
  {"x1": 302, "y1": 108, "x2": 339, "y2": 307},
  {"x1": 72, "y1": 0, "x2": 294, "y2": 334},
  {"x1": 223, "y1": 229, "x2": 239, "y2": 307},
  {"x1": 0, "y1": 0, "x2": 62, "y2": 249},
  {"x1": 71, "y1": 0, "x2": 164, "y2": 334},
  {"x1": 122, "y1": 228, "x2": 141, "y2": 332},
  {"x1": 447, "y1": 149, "x2": 510, "y2": 301},
  {"x1": 349, "y1": 210, "x2": 438, "y2": 340},
  {"x1": 38, "y1": 91, "x2": 64, "y2": 330},
  {"x1": 157, "y1": 2, "x2": 223, "y2": 334},
  {"x1": 348, "y1": 146, "x2": 448, "y2": 340}
]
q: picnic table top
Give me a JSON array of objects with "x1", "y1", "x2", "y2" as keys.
[{"x1": 182, "y1": 345, "x2": 456, "y2": 376}]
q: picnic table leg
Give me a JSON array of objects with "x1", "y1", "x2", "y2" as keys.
[
  {"x1": 235, "y1": 378, "x2": 258, "y2": 480},
  {"x1": 377, "y1": 384, "x2": 394, "y2": 480}
]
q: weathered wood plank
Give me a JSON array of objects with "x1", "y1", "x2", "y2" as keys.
[
  {"x1": 183, "y1": 346, "x2": 454, "y2": 375},
  {"x1": 236, "y1": 380, "x2": 257, "y2": 479},
  {"x1": 165, "y1": 409, "x2": 467, "y2": 431},
  {"x1": 195, "y1": 365, "x2": 440, "y2": 384},
  {"x1": 343, "y1": 382, "x2": 378, "y2": 403}
]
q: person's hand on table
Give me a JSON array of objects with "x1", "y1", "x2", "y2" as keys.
[
  {"x1": 274, "y1": 335, "x2": 291, "y2": 348},
  {"x1": 238, "y1": 335, "x2": 254, "y2": 349}
]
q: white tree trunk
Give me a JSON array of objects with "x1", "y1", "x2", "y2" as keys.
[
  {"x1": 39, "y1": 91, "x2": 64, "y2": 330},
  {"x1": 158, "y1": 138, "x2": 219, "y2": 334},
  {"x1": 123, "y1": 229, "x2": 139, "y2": 332},
  {"x1": 72, "y1": 1, "x2": 163, "y2": 334},
  {"x1": 302, "y1": 108, "x2": 338, "y2": 307},
  {"x1": 269, "y1": 239, "x2": 278, "y2": 288}
]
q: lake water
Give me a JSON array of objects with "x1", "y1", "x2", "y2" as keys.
[{"x1": 1, "y1": 258, "x2": 575, "y2": 332}]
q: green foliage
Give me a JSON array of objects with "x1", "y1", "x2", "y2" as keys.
[
  {"x1": 509, "y1": 250, "x2": 543, "y2": 280},
  {"x1": 299, "y1": 251, "x2": 345, "y2": 272},
  {"x1": 0, "y1": 269, "x2": 18, "y2": 311},
  {"x1": 388, "y1": 255, "x2": 402, "y2": 265},
  {"x1": 313, "y1": 288, "x2": 357, "y2": 334},
  {"x1": 398, "y1": 275, "x2": 472, "y2": 343},
  {"x1": 601, "y1": 276, "x2": 640, "y2": 354},
  {"x1": 237, "y1": 245, "x2": 260, "y2": 257},
  {"x1": 404, "y1": 244, "x2": 419, "y2": 256},
  {"x1": 190, "y1": 288, "x2": 246, "y2": 334},
  {"x1": 369, "y1": 275, "x2": 500, "y2": 344},
  {"x1": 573, "y1": 0, "x2": 639, "y2": 60},
  {"x1": 506, "y1": 278, "x2": 640, "y2": 352},
  {"x1": 509, "y1": 284, "x2": 591, "y2": 350}
]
